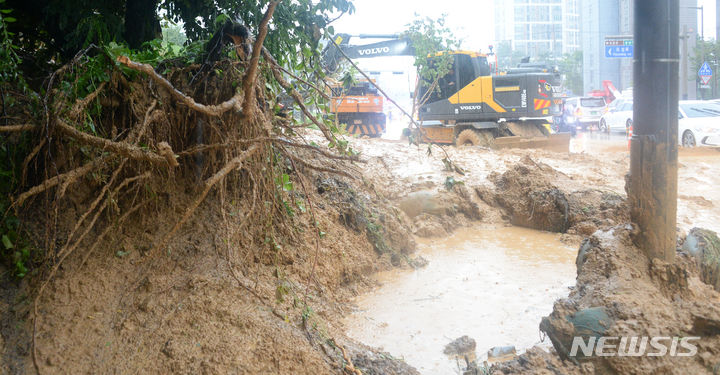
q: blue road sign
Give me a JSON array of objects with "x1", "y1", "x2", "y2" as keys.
[
  {"x1": 605, "y1": 45, "x2": 633, "y2": 58},
  {"x1": 699, "y1": 62, "x2": 713, "y2": 77}
]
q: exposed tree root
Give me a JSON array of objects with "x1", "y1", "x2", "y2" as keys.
[
  {"x1": 151, "y1": 143, "x2": 262, "y2": 257},
  {"x1": 7, "y1": 4, "x2": 373, "y2": 372},
  {"x1": 14, "y1": 155, "x2": 112, "y2": 207},
  {"x1": 336, "y1": 341, "x2": 363, "y2": 375},
  {"x1": 55, "y1": 119, "x2": 178, "y2": 167},
  {"x1": 116, "y1": 55, "x2": 245, "y2": 116}
]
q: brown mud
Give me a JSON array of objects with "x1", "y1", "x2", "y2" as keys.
[
  {"x1": 2, "y1": 127, "x2": 720, "y2": 375},
  {"x1": 345, "y1": 135, "x2": 720, "y2": 375},
  {"x1": 0, "y1": 165, "x2": 421, "y2": 374}
]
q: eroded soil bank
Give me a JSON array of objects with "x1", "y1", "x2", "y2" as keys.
[{"x1": 2, "y1": 129, "x2": 720, "y2": 374}]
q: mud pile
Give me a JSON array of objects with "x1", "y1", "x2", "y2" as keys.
[
  {"x1": 0, "y1": 160, "x2": 423, "y2": 374},
  {"x1": 492, "y1": 226, "x2": 720, "y2": 375},
  {"x1": 396, "y1": 185, "x2": 482, "y2": 238},
  {"x1": 476, "y1": 155, "x2": 628, "y2": 236}
]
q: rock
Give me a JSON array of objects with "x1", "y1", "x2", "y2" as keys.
[
  {"x1": 408, "y1": 256, "x2": 429, "y2": 269},
  {"x1": 443, "y1": 335, "x2": 476, "y2": 356},
  {"x1": 575, "y1": 238, "x2": 594, "y2": 274},
  {"x1": 540, "y1": 306, "x2": 614, "y2": 361},
  {"x1": 487, "y1": 345, "x2": 516, "y2": 359},
  {"x1": 682, "y1": 228, "x2": 720, "y2": 291}
]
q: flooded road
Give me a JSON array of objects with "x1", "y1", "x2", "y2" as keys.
[{"x1": 343, "y1": 225, "x2": 577, "y2": 374}]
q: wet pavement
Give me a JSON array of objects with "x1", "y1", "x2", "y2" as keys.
[{"x1": 343, "y1": 225, "x2": 577, "y2": 374}]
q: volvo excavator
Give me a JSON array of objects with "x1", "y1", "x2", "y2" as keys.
[{"x1": 322, "y1": 34, "x2": 571, "y2": 151}]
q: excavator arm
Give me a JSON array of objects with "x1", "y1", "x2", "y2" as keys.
[{"x1": 321, "y1": 34, "x2": 415, "y2": 74}]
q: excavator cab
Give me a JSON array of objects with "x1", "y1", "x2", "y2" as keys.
[
  {"x1": 414, "y1": 51, "x2": 570, "y2": 150},
  {"x1": 417, "y1": 52, "x2": 491, "y2": 108},
  {"x1": 417, "y1": 51, "x2": 561, "y2": 121}
]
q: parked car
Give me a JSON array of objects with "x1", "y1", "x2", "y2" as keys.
[
  {"x1": 678, "y1": 100, "x2": 720, "y2": 147},
  {"x1": 599, "y1": 99, "x2": 633, "y2": 133},
  {"x1": 563, "y1": 96, "x2": 607, "y2": 130}
]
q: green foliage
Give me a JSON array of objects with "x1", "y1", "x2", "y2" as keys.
[
  {"x1": 402, "y1": 14, "x2": 460, "y2": 85},
  {"x1": 161, "y1": 22, "x2": 187, "y2": 46},
  {"x1": 0, "y1": 0, "x2": 23, "y2": 89},
  {"x1": 4, "y1": 0, "x2": 355, "y2": 76},
  {"x1": 443, "y1": 176, "x2": 464, "y2": 190},
  {"x1": 556, "y1": 51, "x2": 583, "y2": 95}
]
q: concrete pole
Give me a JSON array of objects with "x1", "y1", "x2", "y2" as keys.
[
  {"x1": 681, "y1": 25, "x2": 688, "y2": 100},
  {"x1": 629, "y1": 0, "x2": 679, "y2": 262}
]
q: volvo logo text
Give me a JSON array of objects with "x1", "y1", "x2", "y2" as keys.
[{"x1": 358, "y1": 47, "x2": 391, "y2": 56}]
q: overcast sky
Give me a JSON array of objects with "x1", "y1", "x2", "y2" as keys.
[
  {"x1": 335, "y1": 0, "x2": 717, "y2": 47},
  {"x1": 334, "y1": 0, "x2": 495, "y2": 52}
]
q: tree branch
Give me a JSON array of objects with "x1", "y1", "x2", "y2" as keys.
[
  {"x1": 262, "y1": 47, "x2": 337, "y2": 143},
  {"x1": 0, "y1": 124, "x2": 36, "y2": 132},
  {"x1": 242, "y1": 1, "x2": 280, "y2": 116}
]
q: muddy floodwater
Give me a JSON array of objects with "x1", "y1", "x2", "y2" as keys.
[{"x1": 343, "y1": 225, "x2": 577, "y2": 374}]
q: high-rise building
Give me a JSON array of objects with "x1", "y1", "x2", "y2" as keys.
[
  {"x1": 581, "y1": 0, "x2": 697, "y2": 98},
  {"x1": 494, "y1": 0, "x2": 581, "y2": 58}
]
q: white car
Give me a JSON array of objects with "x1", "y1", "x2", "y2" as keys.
[
  {"x1": 563, "y1": 96, "x2": 607, "y2": 130},
  {"x1": 599, "y1": 99, "x2": 633, "y2": 133},
  {"x1": 678, "y1": 100, "x2": 720, "y2": 147}
]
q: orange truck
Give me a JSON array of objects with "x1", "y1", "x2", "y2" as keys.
[{"x1": 330, "y1": 80, "x2": 386, "y2": 137}]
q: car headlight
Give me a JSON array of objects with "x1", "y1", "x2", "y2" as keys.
[{"x1": 703, "y1": 127, "x2": 719, "y2": 134}]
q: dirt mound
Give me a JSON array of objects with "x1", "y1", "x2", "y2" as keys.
[
  {"x1": 477, "y1": 156, "x2": 628, "y2": 235},
  {"x1": 0, "y1": 163, "x2": 422, "y2": 374},
  {"x1": 316, "y1": 176, "x2": 416, "y2": 265},
  {"x1": 397, "y1": 185, "x2": 482, "y2": 238},
  {"x1": 494, "y1": 226, "x2": 720, "y2": 374}
]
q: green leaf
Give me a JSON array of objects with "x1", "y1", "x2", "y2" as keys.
[
  {"x1": 2, "y1": 235, "x2": 13, "y2": 249},
  {"x1": 4, "y1": 16, "x2": 15, "y2": 22}
]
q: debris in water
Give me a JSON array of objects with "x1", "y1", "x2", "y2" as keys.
[
  {"x1": 443, "y1": 335, "x2": 476, "y2": 356},
  {"x1": 487, "y1": 345, "x2": 517, "y2": 360}
]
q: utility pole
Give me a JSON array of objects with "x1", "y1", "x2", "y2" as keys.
[
  {"x1": 629, "y1": 0, "x2": 679, "y2": 262},
  {"x1": 681, "y1": 25, "x2": 688, "y2": 100}
]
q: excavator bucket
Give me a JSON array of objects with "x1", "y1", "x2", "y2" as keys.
[
  {"x1": 415, "y1": 122, "x2": 572, "y2": 152},
  {"x1": 493, "y1": 121, "x2": 571, "y2": 152},
  {"x1": 493, "y1": 133, "x2": 572, "y2": 152}
]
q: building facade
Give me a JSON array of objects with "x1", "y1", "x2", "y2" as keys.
[
  {"x1": 581, "y1": 0, "x2": 697, "y2": 98},
  {"x1": 494, "y1": 0, "x2": 581, "y2": 58}
]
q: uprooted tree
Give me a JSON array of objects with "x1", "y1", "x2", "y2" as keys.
[{"x1": 0, "y1": 0, "x2": 396, "y2": 371}]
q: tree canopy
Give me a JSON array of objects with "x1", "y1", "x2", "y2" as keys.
[{"x1": 4, "y1": 0, "x2": 354, "y2": 68}]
